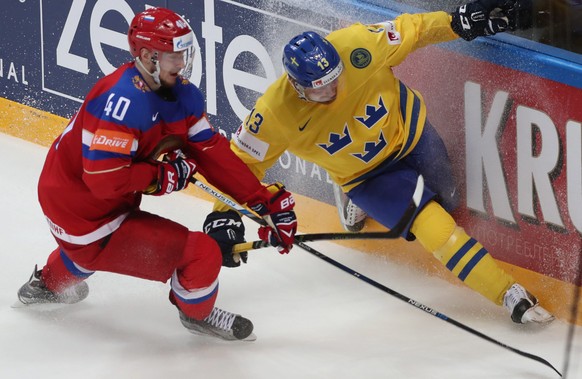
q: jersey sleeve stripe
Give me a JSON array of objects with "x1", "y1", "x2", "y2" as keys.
[
  {"x1": 187, "y1": 116, "x2": 215, "y2": 142},
  {"x1": 82, "y1": 145, "x2": 136, "y2": 161},
  {"x1": 82, "y1": 128, "x2": 138, "y2": 160},
  {"x1": 396, "y1": 81, "x2": 424, "y2": 159}
]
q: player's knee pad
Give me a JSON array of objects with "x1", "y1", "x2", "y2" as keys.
[
  {"x1": 176, "y1": 231, "x2": 222, "y2": 290},
  {"x1": 410, "y1": 200, "x2": 456, "y2": 253}
]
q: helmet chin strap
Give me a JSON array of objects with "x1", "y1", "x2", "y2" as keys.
[{"x1": 135, "y1": 55, "x2": 161, "y2": 86}]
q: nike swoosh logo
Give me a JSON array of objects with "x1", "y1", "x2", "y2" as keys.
[
  {"x1": 298, "y1": 118, "x2": 311, "y2": 131},
  {"x1": 152, "y1": 112, "x2": 159, "y2": 122}
]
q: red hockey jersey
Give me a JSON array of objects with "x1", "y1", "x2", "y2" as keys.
[{"x1": 39, "y1": 62, "x2": 263, "y2": 245}]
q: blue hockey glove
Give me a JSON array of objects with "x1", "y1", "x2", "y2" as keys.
[{"x1": 204, "y1": 210, "x2": 248, "y2": 268}]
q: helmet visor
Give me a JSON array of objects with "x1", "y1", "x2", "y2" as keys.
[{"x1": 170, "y1": 32, "x2": 195, "y2": 78}]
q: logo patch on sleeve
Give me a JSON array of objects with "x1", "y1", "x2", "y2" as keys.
[
  {"x1": 350, "y1": 48, "x2": 372, "y2": 68},
  {"x1": 380, "y1": 21, "x2": 401, "y2": 45},
  {"x1": 90, "y1": 129, "x2": 134, "y2": 155},
  {"x1": 232, "y1": 125, "x2": 269, "y2": 161}
]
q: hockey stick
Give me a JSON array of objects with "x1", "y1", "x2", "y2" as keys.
[
  {"x1": 194, "y1": 175, "x2": 561, "y2": 377},
  {"x1": 229, "y1": 175, "x2": 424, "y2": 253},
  {"x1": 231, "y1": 231, "x2": 401, "y2": 254},
  {"x1": 150, "y1": 135, "x2": 417, "y2": 246},
  {"x1": 294, "y1": 239, "x2": 562, "y2": 377}
]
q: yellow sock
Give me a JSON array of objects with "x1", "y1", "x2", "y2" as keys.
[{"x1": 411, "y1": 201, "x2": 515, "y2": 305}]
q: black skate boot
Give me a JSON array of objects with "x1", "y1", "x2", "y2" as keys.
[
  {"x1": 17, "y1": 265, "x2": 89, "y2": 305},
  {"x1": 179, "y1": 307, "x2": 256, "y2": 341}
]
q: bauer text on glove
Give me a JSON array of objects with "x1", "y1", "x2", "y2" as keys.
[
  {"x1": 248, "y1": 183, "x2": 297, "y2": 255},
  {"x1": 144, "y1": 157, "x2": 197, "y2": 195}
]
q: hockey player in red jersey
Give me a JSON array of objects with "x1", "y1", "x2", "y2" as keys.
[{"x1": 17, "y1": 7, "x2": 297, "y2": 341}]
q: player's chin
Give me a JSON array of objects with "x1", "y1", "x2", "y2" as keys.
[
  {"x1": 315, "y1": 96, "x2": 336, "y2": 104},
  {"x1": 161, "y1": 74, "x2": 180, "y2": 87}
]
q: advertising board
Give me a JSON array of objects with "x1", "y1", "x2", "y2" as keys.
[{"x1": 1, "y1": 0, "x2": 580, "y2": 285}]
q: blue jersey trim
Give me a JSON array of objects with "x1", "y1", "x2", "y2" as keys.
[
  {"x1": 60, "y1": 250, "x2": 94, "y2": 279},
  {"x1": 188, "y1": 128, "x2": 216, "y2": 143},
  {"x1": 82, "y1": 145, "x2": 134, "y2": 161},
  {"x1": 173, "y1": 284, "x2": 219, "y2": 304},
  {"x1": 397, "y1": 82, "x2": 422, "y2": 159}
]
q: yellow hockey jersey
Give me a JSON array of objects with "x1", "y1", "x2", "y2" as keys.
[{"x1": 231, "y1": 11, "x2": 458, "y2": 192}]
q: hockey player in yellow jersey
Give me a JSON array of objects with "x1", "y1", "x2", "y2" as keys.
[{"x1": 215, "y1": 0, "x2": 554, "y2": 324}]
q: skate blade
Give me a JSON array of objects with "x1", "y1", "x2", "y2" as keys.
[
  {"x1": 11, "y1": 300, "x2": 66, "y2": 310},
  {"x1": 11, "y1": 301, "x2": 58, "y2": 309},
  {"x1": 185, "y1": 327, "x2": 257, "y2": 342},
  {"x1": 11, "y1": 300, "x2": 26, "y2": 309},
  {"x1": 241, "y1": 332, "x2": 257, "y2": 341},
  {"x1": 522, "y1": 305, "x2": 555, "y2": 324}
]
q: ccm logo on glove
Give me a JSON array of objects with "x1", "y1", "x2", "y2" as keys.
[
  {"x1": 203, "y1": 210, "x2": 248, "y2": 268},
  {"x1": 204, "y1": 217, "x2": 243, "y2": 231}
]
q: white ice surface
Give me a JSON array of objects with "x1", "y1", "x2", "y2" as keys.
[{"x1": 0, "y1": 133, "x2": 580, "y2": 379}]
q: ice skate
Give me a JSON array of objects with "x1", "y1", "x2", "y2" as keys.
[
  {"x1": 17, "y1": 265, "x2": 89, "y2": 305},
  {"x1": 179, "y1": 307, "x2": 256, "y2": 341},
  {"x1": 503, "y1": 283, "x2": 554, "y2": 324},
  {"x1": 333, "y1": 183, "x2": 367, "y2": 232}
]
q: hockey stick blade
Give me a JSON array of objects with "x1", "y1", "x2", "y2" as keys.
[{"x1": 294, "y1": 239, "x2": 562, "y2": 377}]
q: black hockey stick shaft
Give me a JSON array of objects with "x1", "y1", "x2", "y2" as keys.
[
  {"x1": 232, "y1": 231, "x2": 402, "y2": 253},
  {"x1": 192, "y1": 174, "x2": 423, "y2": 229},
  {"x1": 234, "y1": 224, "x2": 422, "y2": 253},
  {"x1": 297, "y1": 239, "x2": 562, "y2": 376},
  {"x1": 231, "y1": 175, "x2": 424, "y2": 253},
  {"x1": 192, "y1": 175, "x2": 561, "y2": 376}
]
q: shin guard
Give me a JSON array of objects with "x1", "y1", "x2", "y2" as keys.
[
  {"x1": 42, "y1": 248, "x2": 94, "y2": 293},
  {"x1": 170, "y1": 232, "x2": 222, "y2": 320},
  {"x1": 433, "y1": 226, "x2": 514, "y2": 305},
  {"x1": 411, "y1": 201, "x2": 514, "y2": 305}
]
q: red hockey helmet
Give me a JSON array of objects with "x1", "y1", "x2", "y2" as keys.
[{"x1": 128, "y1": 7, "x2": 195, "y2": 77}]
